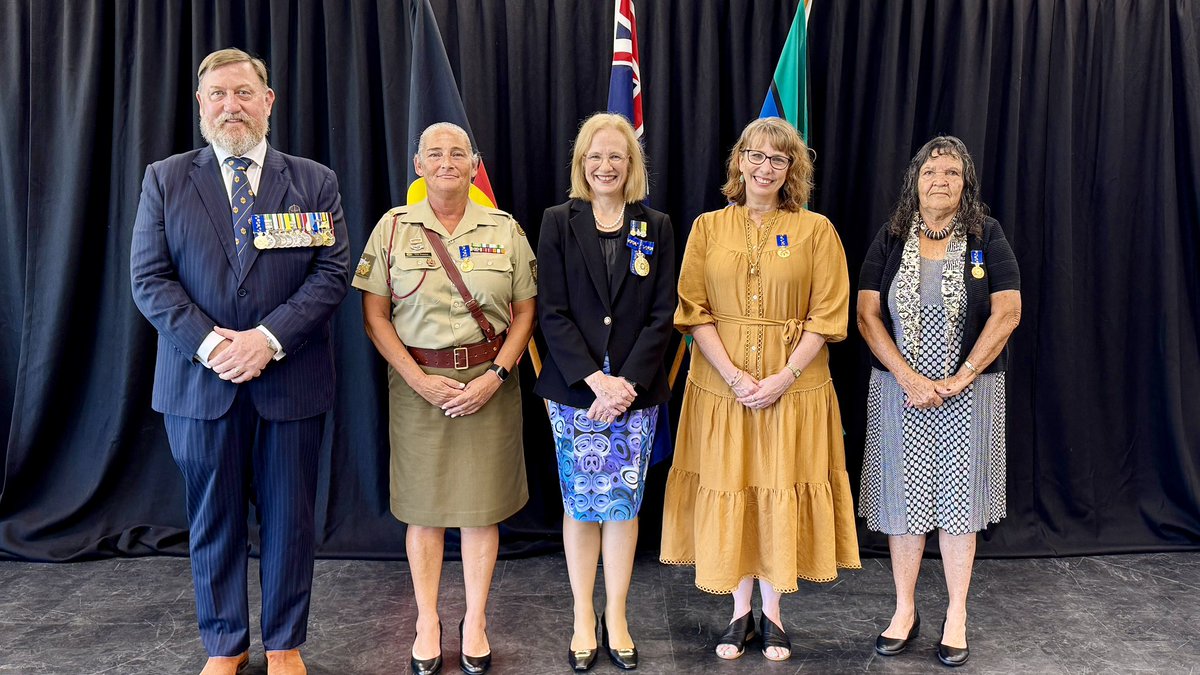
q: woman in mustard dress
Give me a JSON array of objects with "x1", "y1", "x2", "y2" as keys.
[{"x1": 660, "y1": 118, "x2": 860, "y2": 662}]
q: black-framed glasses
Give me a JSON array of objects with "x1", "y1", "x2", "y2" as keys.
[{"x1": 743, "y1": 149, "x2": 791, "y2": 170}]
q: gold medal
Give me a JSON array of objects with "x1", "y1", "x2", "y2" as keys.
[
  {"x1": 777, "y1": 248, "x2": 791, "y2": 258},
  {"x1": 972, "y1": 265, "x2": 985, "y2": 279},
  {"x1": 322, "y1": 232, "x2": 335, "y2": 246},
  {"x1": 460, "y1": 259, "x2": 475, "y2": 272},
  {"x1": 633, "y1": 253, "x2": 650, "y2": 276}
]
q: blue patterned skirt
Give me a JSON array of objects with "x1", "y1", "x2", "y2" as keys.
[{"x1": 546, "y1": 400, "x2": 658, "y2": 522}]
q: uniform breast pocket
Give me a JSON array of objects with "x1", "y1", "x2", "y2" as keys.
[
  {"x1": 390, "y1": 256, "x2": 438, "y2": 304},
  {"x1": 468, "y1": 255, "x2": 514, "y2": 306}
]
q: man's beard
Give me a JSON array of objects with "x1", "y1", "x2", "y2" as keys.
[{"x1": 200, "y1": 112, "x2": 269, "y2": 157}]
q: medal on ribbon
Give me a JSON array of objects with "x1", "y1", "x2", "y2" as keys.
[
  {"x1": 776, "y1": 233, "x2": 791, "y2": 258},
  {"x1": 458, "y1": 244, "x2": 474, "y2": 272},
  {"x1": 626, "y1": 220, "x2": 655, "y2": 277},
  {"x1": 252, "y1": 212, "x2": 336, "y2": 249},
  {"x1": 970, "y1": 249, "x2": 985, "y2": 279}
]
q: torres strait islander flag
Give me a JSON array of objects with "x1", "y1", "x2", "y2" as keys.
[
  {"x1": 406, "y1": 0, "x2": 496, "y2": 207},
  {"x1": 760, "y1": 0, "x2": 812, "y2": 142}
]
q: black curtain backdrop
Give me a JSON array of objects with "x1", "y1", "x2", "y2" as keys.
[{"x1": 1, "y1": 0, "x2": 1196, "y2": 562}]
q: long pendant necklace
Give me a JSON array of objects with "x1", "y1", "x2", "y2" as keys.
[{"x1": 743, "y1": 208, "x2": 780, "y2": 276}]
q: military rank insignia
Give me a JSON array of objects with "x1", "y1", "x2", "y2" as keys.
[{"x1": 356, "y1": 253, "x2": 376, "y2": 278}]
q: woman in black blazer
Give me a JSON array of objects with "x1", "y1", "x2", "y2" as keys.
[{"x1": 534, "y1": 112, "x2": 676, "y2": 671}]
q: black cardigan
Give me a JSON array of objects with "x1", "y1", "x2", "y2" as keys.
[
  {"x1": 533, "y1": 199, "x2": 677, "y2": 409},
  {"x1": 858, "y1": 216, "x2": 1020, "y2": 373}
]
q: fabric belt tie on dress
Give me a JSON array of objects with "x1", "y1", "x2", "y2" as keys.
[
  {"x1": 408, "y1": 332, "x2": 506, "y2": 370},
  {"x1": 710, "y1": 312, "x2": 803, "y2": 344}
]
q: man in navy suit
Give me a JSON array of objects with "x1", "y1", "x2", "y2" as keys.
[{"x1": 130, "y1": 48, "x2": 349, "y2": 675}]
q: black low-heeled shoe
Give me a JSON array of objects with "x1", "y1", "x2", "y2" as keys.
[
  {"x1": 875, "y1": 609, "x2": 921, "y2": 656},
  {"x1": 411, "y1": 620, "x2": 443, "y2": 675},
  {"x1": 936, "y1": 618, "x2": 969, "y2": 667},
  {"x1": 759, "y1": 614, "x2": 792, "y2": 662},
  {"x1": 568, "y1": 613, "x2": 599, "y2": 671},
  {"x1": 458, "y1": 619, "x2": 492, "y2": 674},
  {"x1": 714, "y1": 611, "x2": 757, "y2": 660},
  {"x1": 601, "y1": 614, "x2": 639, "y2": 670}
]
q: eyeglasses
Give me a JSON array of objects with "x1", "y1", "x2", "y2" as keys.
[
  {"x1": 585, "y1": 153, "x2": 628, "y2": 165},
  {"x1": 742, "y1": 149, "x2": 791, "y2": 170}
]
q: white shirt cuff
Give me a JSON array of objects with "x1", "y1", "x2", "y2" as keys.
[
  {"x1": 256, "y1": 325, "x2": 285, "y2": 360},
  {"x1": 196, "y1": 331, "x2": 225, "y2": 368}
]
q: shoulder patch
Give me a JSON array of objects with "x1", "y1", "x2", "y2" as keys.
[
  {"x1": 515, "y1": 221, "x2": 527, "y2": 237},
  {"x1": 355, "y1": 253, "x2": 376, "y2": 278}
]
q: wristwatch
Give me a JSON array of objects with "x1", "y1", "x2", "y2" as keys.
[
  {"x1": 786, "y1": 364, "x2": 803, "y2": 379},
  {"x1": 488, "y1": 363, "x2": 510, "y2": 382}
]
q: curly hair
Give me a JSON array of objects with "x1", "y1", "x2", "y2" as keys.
[
  {"x1": 887, "y1": 135, "x2": 988, "y2": 239},
  {"x1": 721, "y1": 117, "x2": 813, "y2": 212}
]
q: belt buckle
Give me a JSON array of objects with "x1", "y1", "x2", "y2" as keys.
[{"x1": 453, "y1": 347, "x2": 469, "y2": 370}]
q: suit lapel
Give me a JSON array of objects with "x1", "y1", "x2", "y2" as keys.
[
  {"x1": 568, "y1": 200, "x2": 612, "y2": 313},
  {"x1": 190, "y1": 148, "x2": 240, "y2": 274},
  {"x1": 240, "y1": 147, "x2": 290, "y2": 281},
  {"x1": 609, "y1": 202, "x2": 643, "y2": 303}
]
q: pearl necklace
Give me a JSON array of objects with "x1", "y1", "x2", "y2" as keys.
[{"x1": 593, "y1": 204, "x2": 625, "y2": 231}]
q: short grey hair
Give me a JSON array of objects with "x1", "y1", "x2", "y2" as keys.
[{"x1": 415, "y1": 122, "x2": 479, "y2": 164}]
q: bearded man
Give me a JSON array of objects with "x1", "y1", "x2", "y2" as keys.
[{"x1": 130, "y1": 48, "x2": 349, "y2": 675}]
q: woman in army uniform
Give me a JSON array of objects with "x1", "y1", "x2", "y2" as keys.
[{"x1": 353, "y1": 122, "x2": 537, "y2": 675}]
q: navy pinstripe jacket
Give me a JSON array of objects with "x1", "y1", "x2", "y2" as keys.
[{"x1": 130, "y1": 145, "x2": 351, "y2": 421}]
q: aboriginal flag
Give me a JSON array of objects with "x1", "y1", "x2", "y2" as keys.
[{"x1": 406, "y1": 0, "x2": 496, "y2": 207}]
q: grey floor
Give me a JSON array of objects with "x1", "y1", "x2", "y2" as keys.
[{"x1": 0, "y1": 551, "x2": 1197, "y2": 674}]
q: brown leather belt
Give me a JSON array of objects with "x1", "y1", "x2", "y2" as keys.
[{"x1": 408, "y1": 332, "x2": 506, "y2": 370}]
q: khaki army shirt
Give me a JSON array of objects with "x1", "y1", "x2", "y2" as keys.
[{"x1": 352, "y1": 199, "x2": 537, "y2": 350}]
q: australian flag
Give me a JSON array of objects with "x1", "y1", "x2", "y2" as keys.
[{"x1": 608, "y1": 0, "x2": 644, "y2": 138}]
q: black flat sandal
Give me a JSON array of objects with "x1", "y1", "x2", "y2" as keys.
[
  {"x1": 759, "y1": 614, "x2": 792, "y2": 662},
  {"x1": 714, "y1": 611, "x2": 757, "y2": 660}
]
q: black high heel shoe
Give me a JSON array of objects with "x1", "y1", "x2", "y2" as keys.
[
  {"x1": 936, "y1": 618, "x2": 969, "y2": 667},
  {"x1": 875, "y1": 609, "x2": 920, "y2": 656},
  {"x1": 601, "y1": 613, "x2": 639, "y2": 670},
  {"x1": 458, "y1": 619, "x2": 492, "y2": 675},
  {"x1": 759, "y1": 613, "x2": 792, "y2": 662},
  {"x1": 410, "y1": 620, "x2": 443, "y2": 675},
  {"x1": 567, "y1": 613, "x2": 599, "y2": 672},
  {"x1": 714, "y1": 611, "x2": 757, "y2": 660}
]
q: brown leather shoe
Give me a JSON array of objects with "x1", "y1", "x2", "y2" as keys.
[
  {"x1": 199, "y1": 652, "x2": 249, "y2": 675},
  {"x1": 266, "y1": 649, "x2": 307, "y2": 675}
]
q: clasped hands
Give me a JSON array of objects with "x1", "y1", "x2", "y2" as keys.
[
  {"x1": 208, "y1": 326, "x2": 276, "y2": 384},
  {"x1": 585, "y1": 371, "x2": 637, "y2": 424},
  {"x1": 901, "y1": 369, "x2": 975, "y2": 409},
  {"x1": 412, "y1": 370, "x2": 502, "y2": 418},
  {"x1": 729, "y1": 368, "x2": 795, "y2": 410}
]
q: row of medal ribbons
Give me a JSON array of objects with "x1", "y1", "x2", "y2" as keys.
[{"x1": 251, "y1": 212, "x2": 336, "y2": 249}]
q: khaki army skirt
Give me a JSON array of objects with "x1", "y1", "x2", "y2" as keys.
[{"x1": 387, "y1": 361, "x2": 528, "y2": 527}]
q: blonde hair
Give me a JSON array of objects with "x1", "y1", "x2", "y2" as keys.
[
  {"x1": 721, "y1": 117, "x2": 814, "y2": 212},
  {"x1": 197, "y1": 48, "x2": 269, "y2": 90},
  {"x1": 568, "y1": 113, "x2": 648, "y2": 203}
]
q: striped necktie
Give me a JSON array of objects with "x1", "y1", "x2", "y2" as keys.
[{"x1": 224, "y1": 156, "x2": 255, "y2": 263}]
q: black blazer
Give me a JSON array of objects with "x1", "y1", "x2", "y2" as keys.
[{"x1": 534, "y1": 199, "x2": 676, "y2": 409}]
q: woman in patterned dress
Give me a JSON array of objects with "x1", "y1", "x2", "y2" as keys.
[
  {"x1": 534, "y1": 113, "x2": 676, "y2": 671},
  {"x1": 660, "y1": 117, "x2": 860, "y2": 662},
  {"x1": 857, "y1": 136, "x2": 1021, "y2": 667}
]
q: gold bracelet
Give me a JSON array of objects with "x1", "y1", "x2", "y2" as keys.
[{"x1": 964, "y1": 359, "x2": 978, "y2": 375}]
